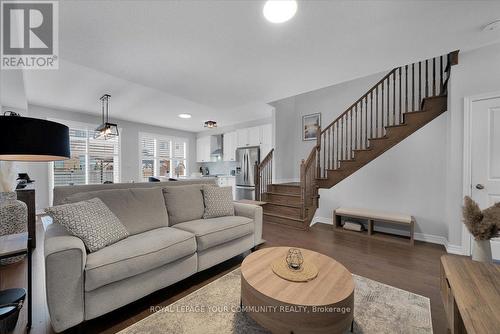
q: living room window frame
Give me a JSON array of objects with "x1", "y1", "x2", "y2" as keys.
[
  {"x1": 138, "y1": 132, "x2": 188, "y2": 181},
  {"x1": 49, "y1": 119, "x2": 122, "y2": 191}
]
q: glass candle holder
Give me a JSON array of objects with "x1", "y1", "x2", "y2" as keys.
[{"x1": 286, "y1": 248, "x2": 304, "y2": 271}]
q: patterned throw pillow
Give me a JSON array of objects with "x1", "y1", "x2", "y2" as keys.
[
  {"x1": 202, "y1": 186, "x2": 235, "y2": 219},
  {"x1": 45, "y1": 198, "x2": 129, "y2": 252}
]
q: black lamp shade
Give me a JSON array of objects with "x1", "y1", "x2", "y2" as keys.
[{"x1": 0, "y1": 116, "x2": 70, "y2": 162}]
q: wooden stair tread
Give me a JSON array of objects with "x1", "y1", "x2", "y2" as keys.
[
  {"x1": 369, "y1": 136, "x2": 389, "y2": 142},
  {"x1": 263, "y1": 212, "x2": 306, "y2": 222},
  {"x1": 271, "y1": 183, "x2": 300, "y2": 187},
  {"x1": 385, "y1": 123, "x2": 407, "y2": 129},
  {"x1": 264, "y1": 191, "x2": 301, "y2": 197},
  {"x1": 264, "y1": 201, "x2": 302, "y2": 208}
]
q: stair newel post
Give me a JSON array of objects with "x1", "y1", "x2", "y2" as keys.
[
  {"x1": 254, "y1": 161, "x2": 260, "y2": 201},
  {"x1": 354, "y1": 104, "x2": 358, "y2": 151},
  {"x1": 316, "y1": 126, "x2": 321, "y2": 178}
]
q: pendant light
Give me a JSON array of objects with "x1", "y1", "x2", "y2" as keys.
[
  {"x1": 0, "y1": 111, "x2": 70, "y2": 161},
  {"x1": 95, "y1": 94, "x2": 119, "y2": 140}
]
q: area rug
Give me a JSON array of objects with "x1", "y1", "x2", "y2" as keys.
[{"x1": 119, "y1": 269, "x2": 432, "y2": 334}]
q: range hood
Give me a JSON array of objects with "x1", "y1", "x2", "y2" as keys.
[{"x1": 210, "y1": 135, "x2": 223, "y2": 156}]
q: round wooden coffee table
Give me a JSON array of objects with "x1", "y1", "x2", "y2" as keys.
[{"x1": 241, "y1": 247, "x2": 354, "y2": 334}]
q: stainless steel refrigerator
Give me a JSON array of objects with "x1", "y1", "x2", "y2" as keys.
[{"x1": 235, "y1": 146, "x2": 260, "y2": 200}]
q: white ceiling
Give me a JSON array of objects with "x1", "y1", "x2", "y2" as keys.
[{"x1": 23, "y1": 0, "x2": 500, "y2": 132}]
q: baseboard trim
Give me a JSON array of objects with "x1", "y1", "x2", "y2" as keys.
[{"x1": 311, "y1": 216, "x2": 465, "y2": 254}]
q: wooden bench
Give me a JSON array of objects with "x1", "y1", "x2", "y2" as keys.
[{"x1": 333, "y1": 207, "x2": 415, "y2": 246}]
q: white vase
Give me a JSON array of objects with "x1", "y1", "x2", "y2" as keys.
[
  {"x1": 0, "y1": 192, "x2": 27, "y2": 265},
  {"x1": 472, "y1": 239, "x2": 492, "y2": 263}
]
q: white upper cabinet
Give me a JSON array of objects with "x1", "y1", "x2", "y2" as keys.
[
  {"x1": 196, "y1": 136, "x2": 213, "y2": 163},
  {"x1": 223, "y1": 131, "x2": 237, "y2": 161},
  {"x1": 237, "y1": 126, "x2": 262, "y2": 147},
  {"x1": 247, "y1": 126, "x2": 261, "y2": 146},
  {"x1": 236, "y1": 128, "x2": 249, "y2": 148}
]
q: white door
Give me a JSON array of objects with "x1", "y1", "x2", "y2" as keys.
[{"x1": 471, "y1": 96, "x2": 500, "y2": 260}]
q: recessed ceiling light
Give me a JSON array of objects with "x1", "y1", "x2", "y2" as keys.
[
  {"x1": 178, "y1": 113, "x2": 192, "y2": 119},
  {"x1": 483, "y1": 19, "x2": 500, "y2": 32},
  {"x1": 263, "y1": 0, "x2": 297, "y2": 24}
]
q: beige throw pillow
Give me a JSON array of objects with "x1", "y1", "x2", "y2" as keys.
[
  {"x1": 163, "y1": 184, "x2": 205, "y2": 225},
  {"x1": 45, "y1": 198, "x2": 129, "y2": 253},
  {"x1": 202, "y1": 186, "x2": 235, "y2": 219}
]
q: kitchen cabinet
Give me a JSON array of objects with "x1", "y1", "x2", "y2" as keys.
[
  {"x1": 236, "y1": 126, "x2": 260, "y2": 148},
  {"x1": 217, "y1": 176, "x2": 236, "y2": 199},
  {"x1": 247, "y1": 126, "x2": 261, "y2": 146},
  {"x1": 196, "y1": 136, "x2": 213, "y2": 162},
  {"x1": 223, "y1": 131, "x2": 237, "y2": 161}
]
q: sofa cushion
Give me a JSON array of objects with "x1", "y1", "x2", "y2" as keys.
[
  {"x1": 84, "y1": 227, "x2": 196, "y2": 291},
  {"x1": 162, "y1": 185, "x2": 205, "y2": 225},
  {"x1": 66, "y1": 187, "x2": 169, "y2": 235},
  {"x1": 173, "y1": 216, "x2": 253, "y2": 251},
  {"x1": 202, "y1": 185, "x2": 234, "y2": 219},
  {"x1": 45, "y1": 198, "x2": 129, "y2": 253}
]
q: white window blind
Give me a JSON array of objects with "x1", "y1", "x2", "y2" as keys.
[
  {"x1": 53, "y1": 125, "x2": 120, "y2": 187},
  {"x1": 139, "y1": 133, "x2": 187, "y2": 181}
]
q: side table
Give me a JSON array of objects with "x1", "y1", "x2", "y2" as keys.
[{"x1": 0, "y1": 233, "x2": 32, "y2": 329}]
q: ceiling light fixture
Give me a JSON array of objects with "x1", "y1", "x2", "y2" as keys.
[
  {"x1": 482, "y1": 19, "x2": 500, "y2": 32},
  {"x1": 95, "y1": 94, "x2": 119, "y2": 140},
  {"x1": 204, "y1": 120, "x2": 217, "y2": 128},
  {"x1": 178, "y1": 113, "x2": 192, "y2": 119},
  {"x1": 263, "y1": 0, "x2": 297, "y2": 24}
]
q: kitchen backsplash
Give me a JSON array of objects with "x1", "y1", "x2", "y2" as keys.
[{"x1": 197, "y1": 161, "x2": 238, "y2": 175}]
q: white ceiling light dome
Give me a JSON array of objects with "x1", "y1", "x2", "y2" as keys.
[
  {"x1": 178, "y1": 113, "x2": 192, "y2": 119},
  {"x1": 263, "y1": 0, "x2": 297, "y2": 24}
]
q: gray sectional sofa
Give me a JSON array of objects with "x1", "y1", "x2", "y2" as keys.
[{"x1": 44, "y1": 180, "x2": 263, "y2": 332}]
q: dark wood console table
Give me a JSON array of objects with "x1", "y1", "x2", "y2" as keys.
[
  {"x1": 16, "y1": 184, "x2": 36, "y2": 249},
  {"x1": 440, "y1": 255, "x2": 500, "y2": 333}
]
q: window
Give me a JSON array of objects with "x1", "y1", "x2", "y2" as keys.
[
  {"x1": 52, "y1": 125, "x2": 120, "y2": 187},
  {"x1": 139, "y1": 133, "x2": 187, "y2": 181}
]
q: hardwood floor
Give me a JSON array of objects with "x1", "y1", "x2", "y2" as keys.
[{"x1": 0, "y1": 220, "x2": 449, "y2": 334}]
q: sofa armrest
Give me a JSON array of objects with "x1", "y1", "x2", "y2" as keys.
[
  {"x1": 44, "y1": 222, "x2": 86, "y2": 332},
  {"x1": 234, "y1": 202, "x2": 263, "y2": 246}
]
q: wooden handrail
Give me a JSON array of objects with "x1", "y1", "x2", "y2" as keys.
[
  {"x1": 321, "y1": 68, "x2": 397, "y2": 134},
  {"x1": 258, "y1": 148, "x2": 274, "y2": 168}
]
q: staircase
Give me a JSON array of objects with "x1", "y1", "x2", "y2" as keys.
[{"x1": 255, "y1": 51, "x2": 459, "y2": 230}]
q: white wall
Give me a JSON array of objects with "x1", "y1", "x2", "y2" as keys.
[
  {"x1": 20, "y1": 104, "x2": 197, "y2": 212},
  {"x1": 271, "y1": 72, "x2": 385, "y2": 181}
]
